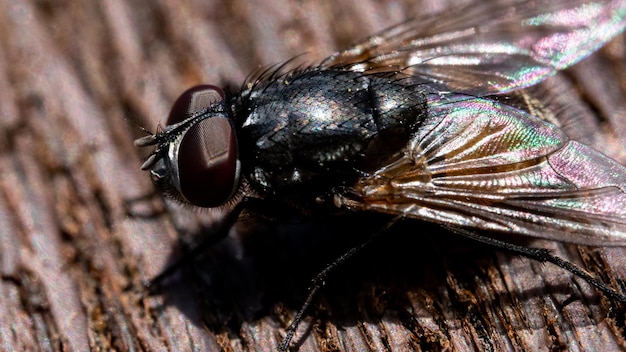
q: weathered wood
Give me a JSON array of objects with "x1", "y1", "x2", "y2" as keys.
[{"x1": 1, "y1": 1, "x2": 625, "y2": 351}]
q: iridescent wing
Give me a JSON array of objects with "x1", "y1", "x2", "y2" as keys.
[
  {"x1": 337, "y1": 95, "x2": 626, "y2": 245},
  {"x1": 325, "y1": 0, "x2": 626, "y2": 95},
  {"x1": 325, "y1": 0, "x2": 626, "y2": 245}
]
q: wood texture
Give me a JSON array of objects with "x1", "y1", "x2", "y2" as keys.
[{"x1": 1, "y1": 1, "x2": 625, "y2": 351}]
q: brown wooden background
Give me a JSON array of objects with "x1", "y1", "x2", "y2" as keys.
[{"x1": 1, "y1": 0, "x2": 626, "y2": 351}]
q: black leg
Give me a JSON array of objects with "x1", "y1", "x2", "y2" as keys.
[
  {"x1": 278, "y1": 215, "x2": 402, "y2": 351},
  {"x1": 144, "y1": 196, "x2": 267, "y2": 290},
  {"x1": 446, "y1": 226, "x2": 626, "y2": 303}
]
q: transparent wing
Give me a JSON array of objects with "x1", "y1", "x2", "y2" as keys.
[
  {"x1": 324, "y1": 0, "x2": 626, "y2": 95},
  {"x1": 338, "y1": 97, "x2": 626, "y2": 245}
]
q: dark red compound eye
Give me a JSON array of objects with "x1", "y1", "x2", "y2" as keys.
[
  {"x1": 167, "y1": 84, "x2": 224, "y2": 125},
  {"x1": 168, "y1": 85, "x2": 239, "y2": 207}
]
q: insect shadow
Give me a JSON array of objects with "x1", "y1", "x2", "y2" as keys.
[{"x1": 141, "y1": 206, "x2": 619, "y2": 349}]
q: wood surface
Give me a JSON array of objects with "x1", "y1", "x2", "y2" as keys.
[{"x1": 1, "y1": 0, "x2": 626, "y2": 351}]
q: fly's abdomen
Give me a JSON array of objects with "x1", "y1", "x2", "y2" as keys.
[{"x1": 237, "y1": 69, "x2": 427, "y2": 198}]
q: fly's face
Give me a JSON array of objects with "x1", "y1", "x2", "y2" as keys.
[{"x1": 135, "y1": 85, "x2": 240, "y2": 208}]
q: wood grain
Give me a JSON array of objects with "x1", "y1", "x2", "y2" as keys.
[{"x1": 1, "y1": 1, "x2": 625, "y2": 351}]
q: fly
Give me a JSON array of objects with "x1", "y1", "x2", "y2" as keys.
[{"x1": 135, "y1": 0, "x2": 626, "y2": 350}]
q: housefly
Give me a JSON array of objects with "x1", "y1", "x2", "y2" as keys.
[{"x1": 135, "y1": 0, "x2": 626, "y2": 350}]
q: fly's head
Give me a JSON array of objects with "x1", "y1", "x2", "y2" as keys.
[{"x1": 135, "y1": 85, "x2": 241, "y2": 208}]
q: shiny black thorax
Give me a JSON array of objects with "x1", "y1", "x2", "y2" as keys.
[{"x1": 231, "y1": 68, "x2": 427, "y2": 204}]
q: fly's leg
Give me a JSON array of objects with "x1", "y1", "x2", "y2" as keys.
[
  {"x1": 447, "y1": 226, "x2": 626, "y2": 303},
  {"x1": 144, "y1": 197, "x2": 266, "y2": 291},
  {"x1": 279, "y1": 215, "x2": 402, "y2": 351}
]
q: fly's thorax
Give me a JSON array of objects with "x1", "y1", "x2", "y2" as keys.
[{"x1": 235, "y1": 68, "x2": 427, "y2": 200}]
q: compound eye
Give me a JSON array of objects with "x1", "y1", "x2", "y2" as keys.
[
  {"x1": 168, "y1": 85, "x2": 238, "y2": 207},
  {"x1": 177, "y1": 116, "x2": 238, "y2": 207},
  {"x1": 167, "y1": 85, "x2": 225, "y2": 125}
]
